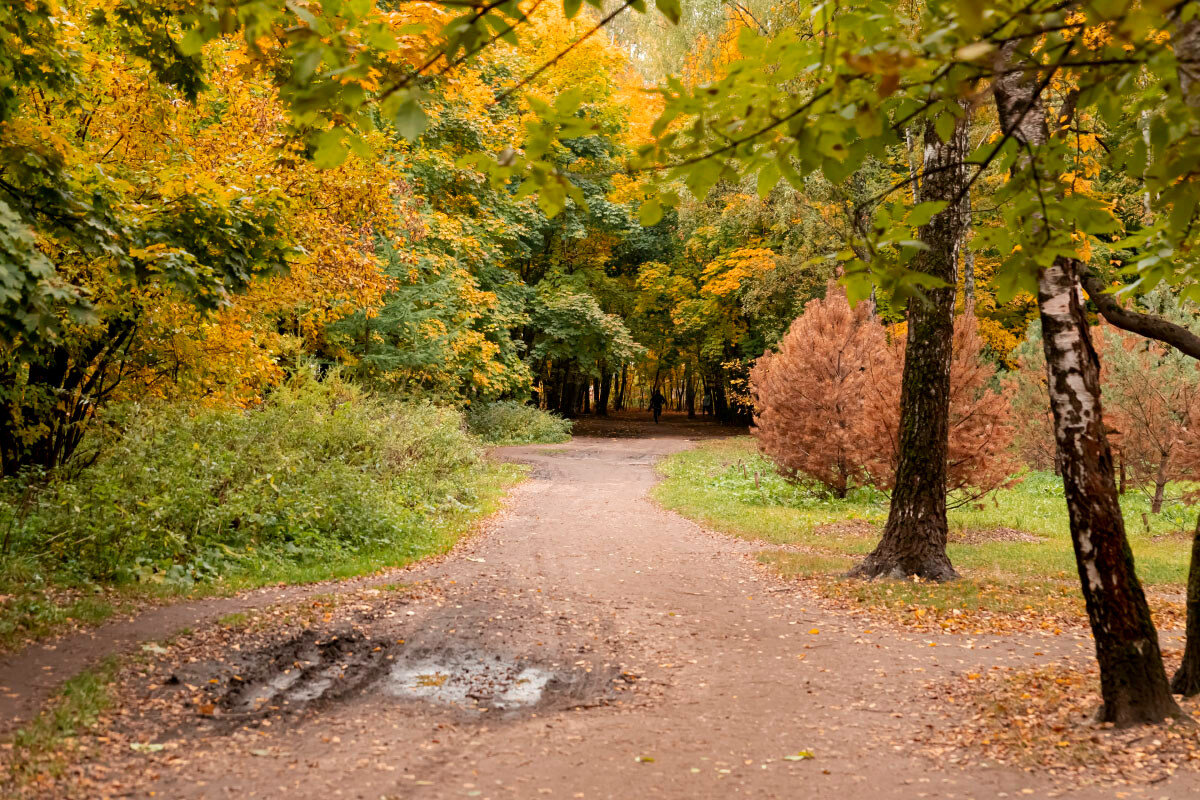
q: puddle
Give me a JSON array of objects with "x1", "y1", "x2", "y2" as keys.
[
  {"x1": 386, "y1": 654, "x2": 553, "y2": 710},
  {"x1": 203, "y1": 629, "x2": 591, "y2": 721}
]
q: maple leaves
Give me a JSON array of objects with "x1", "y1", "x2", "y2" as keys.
[{"x1": 921, "y1": 659, "x2": 1200, "y2": 786}]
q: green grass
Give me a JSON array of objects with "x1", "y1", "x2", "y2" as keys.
[
  {"x1": 0, "y1": 458, "x2": 520, "y2": 652},
  {"x1": 0, "y1": 583, "x2": 122, "y2": 652},
  {"x1": 655, "y1": 438, "x2": 1192, "y2": 627},
  {"x1": 4, "y1": 658, "x2": 118, "y2": 787}
]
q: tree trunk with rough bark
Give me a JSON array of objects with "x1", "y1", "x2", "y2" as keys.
[
  {"x1": 1038, "y1": 258, "x2": 1180, "y2": 723},
  {"x1": 1173, "y1": 515, "x2": 1200, "y2": 696},
  {"x1": 850, "y1": 107, "x2": 968, "y2": 582},
  {"x1": 598, "y1": 372, "x2": 611, "y2": 416},
  {"x1": 992, "y1": 40, "x2": 1180, "y2": 724},
  {"x1": 1171, "y1": 5, "x2": 1200, "y2": 698},
  {"x1": 685, "y1": 364, "x2": 696, "y2": 418}
]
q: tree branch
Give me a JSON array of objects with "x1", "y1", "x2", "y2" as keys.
[{"x1": 1080, "y1": 265, "x2": 1200, "y2": 360}]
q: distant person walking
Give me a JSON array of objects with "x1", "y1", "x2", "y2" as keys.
[
  {"x1": 650, "y1": 389, "x2": 666, "y2": 424},
  {"x1": 702, "y1": 390, "x2": 713, "y2": 417}
]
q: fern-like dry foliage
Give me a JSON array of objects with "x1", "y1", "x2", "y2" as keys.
[
  {"x1": 861, "y1": 315, "x2": 1021, "y2": 506},
  {"x1": 749, "y1": 283, "x2": 886, "y2": 498},
  {"x1": 751, "y1": 284, "x2": 1019, "y2": 502}
]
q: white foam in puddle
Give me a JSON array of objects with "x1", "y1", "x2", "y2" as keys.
[{"x1": 385, "y1": 654, "x2": 552, "y2": 710}]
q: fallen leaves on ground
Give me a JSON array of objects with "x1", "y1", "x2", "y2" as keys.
[
  {"x1": 917, "y1": 652, "x2": 1200, "y2": 787},
  {"x1": 759, "y1": 550, "x2": 1185, "y2": 636}
]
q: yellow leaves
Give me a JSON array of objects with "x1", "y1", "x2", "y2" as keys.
[{"x1": 700, "y1": 248, "x2": 776, "y2": 298}]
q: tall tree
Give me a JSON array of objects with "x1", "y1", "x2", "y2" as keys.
[
  {"x1": 992, "y1": 39, "x2": 1179, "y2": 724},
  {"x1": 850, "y1": 107, "x2": 970, "y2": 580}
]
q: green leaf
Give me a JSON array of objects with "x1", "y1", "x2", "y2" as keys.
[
  {"x1": 313, "y1": 128, "x2": 349, "y2": 168},
  {"x1": 934, "y1": 111, "x2": 957, "y2": 145},
  {"x1": 639, "y1": 197, "x2": 663, "y2": 226},
  {"x1": 756, "y1": 161, "x2": 781, "y2": 197},
  {"x1": 563, "y1": 0, "x2": 583, "y2": 18},
  {"x1": 905, "y1": 201, "x2": 948, "y2": 228},
  {"x1": 179, "y1": 29, "x2": 207, "y2": 57},
  {"x1": 654, "y1": 0, "x2": 681, "y2": 24},
  {"x1": 393, "y1": 99, "x2": 428, "y2": 141}
]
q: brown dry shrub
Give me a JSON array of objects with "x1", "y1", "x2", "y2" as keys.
[
  {"x1": 861, "y1": 314, "x2": 1022, "y2": 505},
  {"x1": 751, "y1": 283, "x2": 1019, "y2": 502},
  {"x1": 750, "y1": 283, "x2": 886, "y2": 498}
]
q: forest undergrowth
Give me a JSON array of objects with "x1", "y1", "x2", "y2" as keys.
[{"x1": 0, "y1": 377, "x2": 572, "y2": 651}]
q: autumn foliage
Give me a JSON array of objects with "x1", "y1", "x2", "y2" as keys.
[
  {"x1": 749, "y1": 284, "x2": 885, "y2": 497},
  {"x1": 863, "y1": 315, "x2": 1022, "y2": 505},
  {"x1": 751, "y1": 284, "x2": 1018, "y2": 501}
]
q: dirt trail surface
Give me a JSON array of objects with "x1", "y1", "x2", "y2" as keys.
[
  {"x1": 7, "y1": 414, "x2": 1200, "y2": 799},
  {"x1": 0, "y1": 560, "x2": 439, "y2": 738}
]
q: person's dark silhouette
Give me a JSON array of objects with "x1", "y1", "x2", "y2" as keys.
[{"x1": 650, "y1": 389, "x2": 666, "y2": 424}]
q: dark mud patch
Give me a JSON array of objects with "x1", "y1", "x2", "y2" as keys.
[
  {"x1": 213, "y1": 629, "x2": 394, "y2": 716},
  {"x1": 169, "y1": 627, "x2": 614, "y2": 732}
]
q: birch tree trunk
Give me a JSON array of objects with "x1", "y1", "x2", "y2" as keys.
[
  {"x1": 993, "y1": 41, "x2": 1180, "y2": 724},
  {"x1": 850, "y1": 105, "x2": 968, "y2": 581},
  {"x1": 1172, "y1": 4, "x2": 1200, "y2": 696}
]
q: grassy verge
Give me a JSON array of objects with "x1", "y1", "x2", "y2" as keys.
[
  {"x1": 0, "y1": 459, "x2": 520, "y2": 652},
  {"x1": 0, "y1": 375, "x2": 527, "y2": 652},
  {"x1": 655, "y1": 438, "x2": 1191, "y2": 632},
  {"x1": 3, "y1": 658, "x2": 119, "y2": 791},
  {"x1": 465, "y1": 400, "x2": 573, "y2": 446}
]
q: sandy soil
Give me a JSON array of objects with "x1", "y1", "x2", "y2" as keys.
[{"x1": 5, "y1": 413, "x2": 1199, "y2": 799}]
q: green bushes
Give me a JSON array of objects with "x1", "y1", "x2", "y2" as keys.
[
  {"x1": 465, "y1": 401, "x2": 572, "y2": 445},
  {"x1": 0, "y1": 374, "x2": 515, "y2": 589}
]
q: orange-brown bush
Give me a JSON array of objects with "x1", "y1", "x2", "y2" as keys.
[
  {"x1": 749, "y1": 283, "x2": 885, "y2": 498},
  {"x1": 860, "y1": 315, "x2": 1022, "y2": 506},
  {"x1": 1096, "y1": 323, "x2": 1200, "y2": 511},
  {"x1": 751, "y1": 284, "x2": 1019, "y2": 502}
]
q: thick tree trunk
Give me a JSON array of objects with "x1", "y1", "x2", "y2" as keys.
[
  {"x1": 1172, "y1": 4, "x2": 1200, "y2": 700},
  {"x1": 598, "y1": 372, "x2": 611, "y2": 416},
  {"x1": 1038, "y1": 258, "x2": 1180, "y2": 724},
  {"x1": 1173, "y1": 515, "x2": 1200, "y2": 695},
  {"x1": 990, "y1": 38, "x2": 1180, "y2": 725},
  {"x1": 851, "y1": 107, "x2": 968, "y2": 581},
  {"x1": 1178, "y1": 13, "x2": 1200, "y2": 105}
]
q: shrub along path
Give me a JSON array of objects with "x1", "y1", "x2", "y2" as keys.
[{"x1": 5, "y1": 413, "x2": 1200, "y2": 798}]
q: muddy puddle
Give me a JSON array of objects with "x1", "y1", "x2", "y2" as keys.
[
  {"x1": 386, "y1": 653, "x2": 554, "y2": 710},
  {"x1": 195, "y1": 629, "x2": 604, "y2": 723}
]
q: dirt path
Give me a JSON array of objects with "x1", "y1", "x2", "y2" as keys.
[
  {"x1": 0, "y1": 552, "x2": 454, "y2": 738},
  {"x1": 8, "y1": 415, "x2": 1200, "y2": 798}
]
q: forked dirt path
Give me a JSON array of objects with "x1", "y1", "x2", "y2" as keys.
[{"x1": 6, "y1": 415, "x2": 1200, "y2": 799}]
